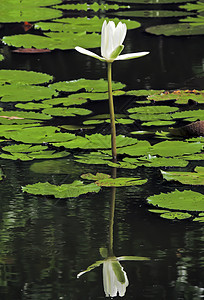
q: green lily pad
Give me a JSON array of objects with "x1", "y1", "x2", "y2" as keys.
[
  {"x1": 151, "y1": 140, "x2": 203, "y2": 157},
  {"x1": 53, "y1": 16, "x2": 140, "y2": 31},
  {"x1": 146, "y1": 23, "x2": 204, "y2": 36},
  {"x1": 0, "y1": 85, "x2": 58, "y2": 102},
  {"x1": 180, "y1": 2, "x2": 204, "y2": 12},
  {"x1": 53, "y1": 134, "x2": 138, "y2": 150},
  {"x1": 42, "y1": 107, "x2": 92, "y2": 117},
  {"x1": 53, "y1": 3, "x2": 129, "y2": 11},
  {"x1": 171, "y1": 109, "x2": 204, "y2": 121},
  {"x1": 161, "y1": 166, "x2": 204, "y2": 185},
  {"x1": 0, "y1": 70, "x2": 53, "y2": 85},
  {"x1": 2, "y1": 126, "x2": 76, "y2": 144},
  {"x1": 147, "y1": 190, "x2": 204, "y2": 211},
  {"x1": 42, "y1": 96, "x2": 87, "y2": 107},
  {"x1": 2, "y1": 144, "x2": 48, "y2": 153},
  {"x1": 81, "y1": 172, "x2": 147, "y2": 187},
  {"x1": 142, "y1": 120, "x2": 175, "y2": 126},
  {"x1": 128, "y1": 105, "x2": 179, "y2": 114},
  {"x1": 107, "y1": 0, "x2": 196, "y2": 3},
  {"x1": 22, "y1": 181, "x2": 101, "y2": 198},
  {"x1": 15, "y1": 102, "x2": 52, "y2": 110},
  {"x1": 0, "y1": 5, "x2": 62, "y2": 23},
  {"x1": 112, "y1": 141, "x2": 151, "y2": 156},
  {"x1": 75, "y1": 152, "x2": 111, "y2": 165},
  {"x1": 3, "y1": 32, "x2": 100, "y2": 51},
  {"x1": 123, "y1": 156, "x2": 188, "y2": 167},
  {"x1": 193, "y1": 213, "x2": 204, "y2": 222},
  {"x1": 50, "y1": 79, "x2": 125, "y2": 93},
  {"x1": 0, "y1": 150, "x2": 69, "y2": 161},
  {"x1": 0, "y1": 111, "x2": 51, "y2": 120},
  {"x1": 0, "y1": 55, "x2": 4, "y2": 61}
]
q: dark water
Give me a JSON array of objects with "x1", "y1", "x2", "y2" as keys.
[{"x1": 0, "y1": 3, "x2": 204, "y2": 300}]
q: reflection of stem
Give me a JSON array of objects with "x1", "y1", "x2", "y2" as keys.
[
  {"x1": 107, "y1": 62, "x2": 117, "y2": 162},
  {"x1": 108, "y1": 168, "x2": 117, "y2": 256}
]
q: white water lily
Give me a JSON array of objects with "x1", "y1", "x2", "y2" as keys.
[
  {"x1": 75, "y1": 20, "x2": 149, "y2": 63},
  {"x1": 103, "y1": 257, "x2": 129, "y2": 297}
]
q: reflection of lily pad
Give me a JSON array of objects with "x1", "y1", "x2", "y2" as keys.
[
  {"x1": 161, "y1": 166, "x2": 204, "y2": 185},
  {"x1": 22, "y1": 181, "x2": 101, "y2": 198},
  {"x1": 149, "y1": 209, "x2": 191, "y2": 220},
  {"x1": 81, "y1": 172, "x2": 147, "y2": 187},
  {"x1": 53, "y1": 3, "x2": 129, "y2": 11},
  {"x1": 147, "y1": 190, "x2": 204, "y2": 211}
]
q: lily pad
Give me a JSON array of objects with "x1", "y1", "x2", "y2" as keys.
[
  {"x1": 53, "y1": 3, "x2": 129, "y2": 11},
  {"x1": 3, "y1": 32, "x2": 100, "y2": 51},
  {"x1": 151, "y1": 140, "x2": 203, "y2": 157},
  {"x1": 74, "y1": 152, "x2": 111, "y2": 165},
  {"x1": 2, "y1": 126, "x2": 76, "y2": 144},
  {"x1": 0, "y1": 5, "x2": 62, "y2": 23},
  {"x1": 161, "y1": 166, "x2": 204, "y2": 185},
  {"x1": 147, "y1": 190, "x2": 204, "y2": 211},
  {"x1": 0, "y1": 70, "x2": 53, "y2": 85},
  {"x1": 22, "y1": 181, "x2": 101, "y2": 198},
  {"x1": 53, "y1": 134, "x2": 138, "y2": 150},
  {"x1": 0, "y1": 85, "x2": 58, "y2": 102},
  {"x1": 146, "y1": 23, "x2": 204, "y2": 36},
  {"x1": 123, "y1": 156, "x2": 188, "y2": 167},
  {"x1": 50, "y1": 79, "x2": 125, "y2": 93},
  {"x1": 42, "y1": 107, "x2": 92, "y2": 117}
]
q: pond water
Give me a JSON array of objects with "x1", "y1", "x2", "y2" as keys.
[{"x1": 0, "y1": 1, "x2": 204, "y2": 299}]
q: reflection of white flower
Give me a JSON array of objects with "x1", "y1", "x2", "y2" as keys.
[
  {"x1": 75, "y1": 20, "x2": 149, "y2": 63},
  {"x1": 103, "y1": 257, "x2": 129, "y2": 298}
]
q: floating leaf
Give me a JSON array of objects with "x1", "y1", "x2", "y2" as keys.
[
  {"x1": 123, "y1": 156, "x2": 188, "y2": 167},
  {"x1": 50, "y1": 79, "x2": 125, "y2": 93},
  {"x1": 161, "y1": 166, "x2": 204, "y2": 185},
  {"x1": 128, "y1": 105, "x2": 179, "y2": 114},
  {"x1": 74, "y1": 152, "x2": 112, "y2": 165},
  {"x1": 53, "y1": 3, "x2": 129, "y2": 11},
  {"x1": 22, "y1": 181, "x2": 101, "y2": 198},
  {"x1": 146, "y1": 23, "x2": 204, "y2": 36},
  {"x1": 0, "y1": 5, "x2": 62, "y2": 23},
  {"x1": 142, "y1": 120, "x2": 175, "y2": 126},
  {"x1": 0, "y1": 85, "x2": 58, "y2": 102},
  {"x1": 2, "y1": 126, "x2": 76, "y2": 144},
  {"x1": 147, "y1": 190, "x2": 204, "y2": 211},
  {"x1": 151, "y1": 140, "x2": 203, "y2": 157},
  {"x1": 53, "y1": 134, "x2": 138, "y2": 150},
  {"x1": 15, "y1": 102, "x2": 52, "y2": 110},
  {"x1": 42, "y1": 107, "x2": 92, "y2": 117},
  {"x1": 3, "y1": 31, "x2": 100, "y2": 50},
  {"x1": 42, "y1": 96, "x2": 87, "y2": 107},
  {"x1": 0, "y1": 70, "x2": 53, "y2": 85}
]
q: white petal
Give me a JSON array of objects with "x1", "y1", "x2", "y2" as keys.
[
  {"x1": 115, "y1": 22, "x2": 127, "y2": 47},
  {"x1": 115, "y1": 51, "x2": 150, "y2": 60},
  {"x1": 101, "y1": 20, "x2": 107, "y2": 58},
  {"x1": 75, "y1": 46, "x2": 105, "y2": 61}
]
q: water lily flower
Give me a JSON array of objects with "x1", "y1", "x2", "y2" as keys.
[
  {"x1": 75, "y1": 20, "x2": 149, "y2": 63},
  {"x1": 103, "y1": 257, "x2": 129, "y2": 297}
]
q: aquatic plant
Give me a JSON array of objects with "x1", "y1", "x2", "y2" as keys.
[{"x1": 75, "y1": 20, "x2": 149, "y2": 160}]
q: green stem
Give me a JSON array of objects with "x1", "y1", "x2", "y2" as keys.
[{"x1": 107, "y1": 62, "x2": 117, "y2": 162}]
